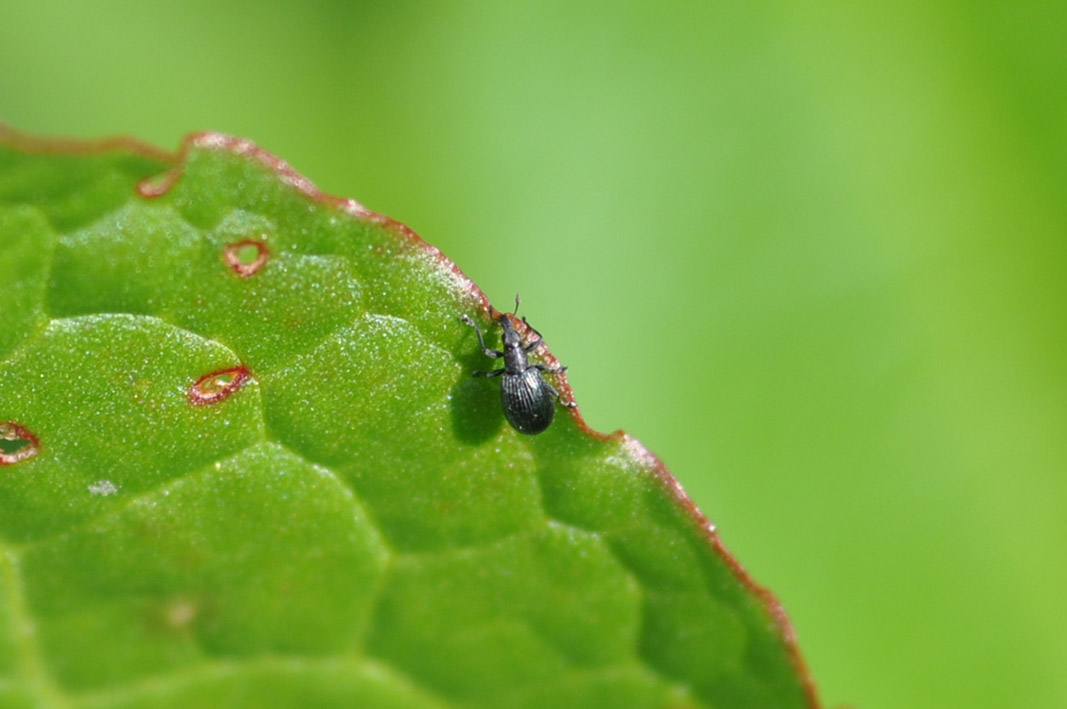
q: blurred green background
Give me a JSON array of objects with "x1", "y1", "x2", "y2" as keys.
[{"x1": 3, "y1": 2, "x2": 1065, "y2": 707}]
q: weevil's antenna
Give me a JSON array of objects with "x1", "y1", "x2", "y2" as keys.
[{"x1": 513, "y1": 293, "x2": 521, "y2": 317}]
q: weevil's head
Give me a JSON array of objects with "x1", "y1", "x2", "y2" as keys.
[{"x1": 497, "y1": 312, "x2": 522, "y2": 349}]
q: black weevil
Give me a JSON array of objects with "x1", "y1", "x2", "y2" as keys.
[{"x1": 460, "y1": 295, "x2": 576, "y2": 435}]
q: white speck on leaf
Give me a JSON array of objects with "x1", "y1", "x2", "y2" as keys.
[{"x1": 88, "y1": 480, "x2": 118, "y2": 496}]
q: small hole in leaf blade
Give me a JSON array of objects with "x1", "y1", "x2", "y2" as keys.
[
  {"x1": 189, "y1": 366, "x2": 251, "y2": 406},
  {"x1": 223, "y1": 239, "x2": 270, "y2": 277},
  {"x1": 0, "y1": 421, "x2": 40, "y2": 465}
]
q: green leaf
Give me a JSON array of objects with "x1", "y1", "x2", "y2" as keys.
[{"x1": 0, "y1": 127, "x2": 817, "y2": 708}]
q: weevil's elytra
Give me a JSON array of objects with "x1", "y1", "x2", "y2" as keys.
[{"x1": 460, "y1": 295, "x2": 575, "y2": 435}]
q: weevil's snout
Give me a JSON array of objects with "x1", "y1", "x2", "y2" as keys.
[{"x1": 497, "y1": 314, "x2": 519, "y2": 342}]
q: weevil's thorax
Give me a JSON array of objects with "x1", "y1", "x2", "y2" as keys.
[{"x1": 498, "y1": 315, "x2": 529, "y2": 374}]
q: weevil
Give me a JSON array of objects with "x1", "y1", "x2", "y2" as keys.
[{"x1": 460, "y1": 295, "x2": 576, "y2": 435}]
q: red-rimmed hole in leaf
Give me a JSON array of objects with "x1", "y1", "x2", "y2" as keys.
[
  {"x1": 189, "y1": 365, "x2": 251, "y2": 406},
  {"x1": 0, "y1": 421, "x2": 40, "y2": 465},
  {"x1": 223, "y1": 239, "x2": 270, "y2": 277}
]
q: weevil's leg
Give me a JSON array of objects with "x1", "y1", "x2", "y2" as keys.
[
  {"x1": 521, "y1": 316, "x2": 544, "y2": 351},
  {"x1": 460, "y1": 315, "x2": 503, "y2": 359},
  {"x1": 532, "y1": 363, "x2": 567, "y2": 374},
  {"x1": 543, "y1": 380, "x2": 578, "y2": 408},
  {"x1": 473, "y1": 368, "x2": 505, "y2": 378}
]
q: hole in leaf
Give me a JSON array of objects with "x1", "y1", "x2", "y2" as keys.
[
  {"x1": 223, "y1": 239, "x2": 270, "y2": 277},
  {"x1": 189, "y1": 365, "x2": 251, "y2": 406},
  {"x1": 0, "y1": 421, "x2": 40, "y2": 465}
]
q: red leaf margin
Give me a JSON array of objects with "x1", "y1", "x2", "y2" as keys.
[{"x1": 0, "y1": 122, "x2": 821, "y2": 707}]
